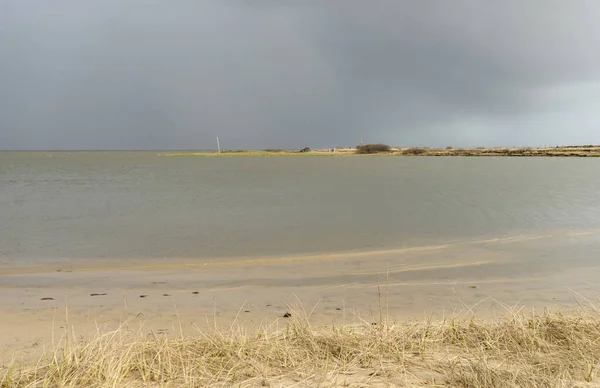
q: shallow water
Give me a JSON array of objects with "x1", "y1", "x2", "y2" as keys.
[{"x1": 2, "y1": 151, "x2": 600, "y2": 266}]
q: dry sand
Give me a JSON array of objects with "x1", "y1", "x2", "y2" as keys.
[{"x1": 2, "y1": 229, "x2": 600, "y2": 366}]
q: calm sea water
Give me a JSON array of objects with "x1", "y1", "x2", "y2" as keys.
[{"x1": 2, "y1": 151, "x2": 600, "y2": 265}]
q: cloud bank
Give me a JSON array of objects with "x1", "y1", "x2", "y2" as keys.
[{"x1": 2, "y1": 1, "x2": 600, "y2": 149}]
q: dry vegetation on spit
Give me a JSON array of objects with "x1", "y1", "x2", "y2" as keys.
[
  {"x1": 161, "y1": 145, "x2": 600, "y2": 157},
  {"x1": 359, "y1": 145, "x2": 600, "y2": 156},
  {"x1": 4, "y1": 304, "x2": 600, "y2": 387},
  {"x1": 396, "y1": 145, "x2": 600, "y2": 157}
]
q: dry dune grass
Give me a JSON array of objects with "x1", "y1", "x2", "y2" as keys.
[{"x1": 4, "y1": 302, "x2": 600, "y2": 387}]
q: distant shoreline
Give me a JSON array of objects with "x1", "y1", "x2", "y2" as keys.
[{"x1": 161, "y1": 145, "x2": 600, "y2": 157}]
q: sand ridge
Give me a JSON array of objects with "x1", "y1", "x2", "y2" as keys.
[{"x1": 2, "y1": 227, "x2": 599, "y2": 276}]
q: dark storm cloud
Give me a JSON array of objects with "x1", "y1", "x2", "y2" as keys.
[{"x1": 1, "y1": 1, "x2": 600, "y2": 150}]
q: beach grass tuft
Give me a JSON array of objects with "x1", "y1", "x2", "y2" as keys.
[{"x1": 3, "y1": 305, "x2": 600, "y2": 387}]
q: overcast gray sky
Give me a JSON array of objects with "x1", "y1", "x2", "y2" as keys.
[{"x1": 2, "y1": 1, "x2": 600, "y2": 150}]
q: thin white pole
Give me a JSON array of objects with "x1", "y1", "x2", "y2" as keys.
[{"x1": 216, "y1": 137, "x2": 221, "y2": 153}]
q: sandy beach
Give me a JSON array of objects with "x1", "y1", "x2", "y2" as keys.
[{"x1": 3, "y1": 229, "x2": 600, "y2": 369}]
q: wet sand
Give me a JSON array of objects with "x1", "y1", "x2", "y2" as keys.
[{"x1": 3, "y1": 229, "x2": 600, "y2": 364}]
